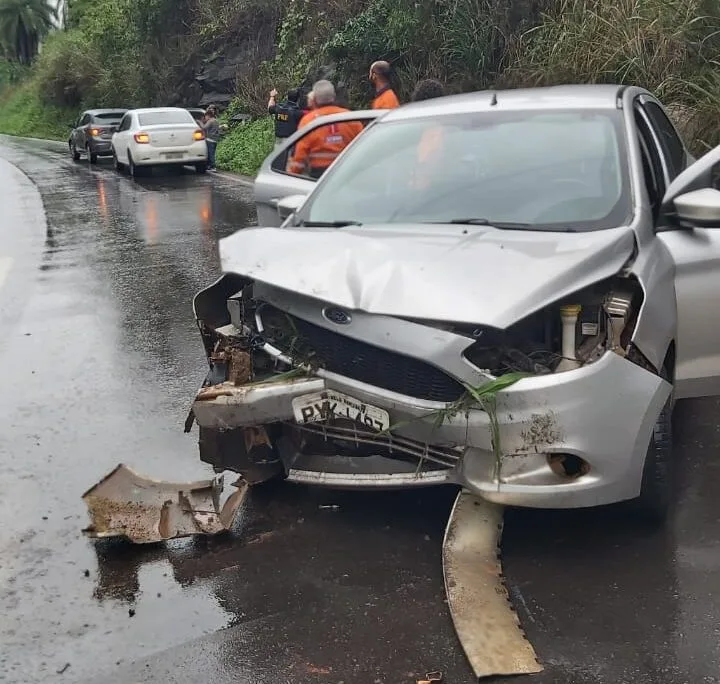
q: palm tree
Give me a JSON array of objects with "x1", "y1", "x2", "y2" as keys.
[{"x1": 0, "y1": 0, "x2": 57, "y2": 65}]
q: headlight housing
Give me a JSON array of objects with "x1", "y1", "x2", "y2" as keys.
[{"x1": 459, "y1": 275, "x2": 643, "y2": 376}]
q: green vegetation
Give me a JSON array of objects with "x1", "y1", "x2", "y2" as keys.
[
  {"x1": 215, "y1": 117, "x2": 274, "y2": 176},
  {"x1": 0, "y1": 0, "x2": 56, "y2": 64},
  {"x1": 1, "y1": 0, "x2": 719, "y2": 170}
]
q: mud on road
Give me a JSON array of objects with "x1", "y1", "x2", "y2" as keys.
[{"x1": 1, "y1": 137, "x2": 720, "y2": 684}]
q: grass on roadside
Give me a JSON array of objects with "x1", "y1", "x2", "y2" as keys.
[
  {"x1": 216, "y1": 117, "x2": 274, "y2": 176},
  {"x1": 0, "y1": 82, "x2": 74, "y2": 141}
]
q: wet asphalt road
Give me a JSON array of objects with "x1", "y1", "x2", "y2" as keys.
[{"x1": 1, "y1": 136, "x2": 719, "y2": 684}]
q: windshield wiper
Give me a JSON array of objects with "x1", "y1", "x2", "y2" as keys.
[
  {"x1": 298, "y1": 219, "x2": 363, "y2": 227},
  {"x1": 443, "y1": 218, "x2": 533, "y2": 229}
]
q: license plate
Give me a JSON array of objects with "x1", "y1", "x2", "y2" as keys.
[
  {"x1": 292, "y1": 390, "x2": 390, "y2": 432},
  {"x1": 163, "y1": 151, "x2": 184, "y2": 159}
]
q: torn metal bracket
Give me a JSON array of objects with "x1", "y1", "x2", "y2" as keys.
[{"x1": 442, "y1": 490, "x2": 543, "y2": 679}]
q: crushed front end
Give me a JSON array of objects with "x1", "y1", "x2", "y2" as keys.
[{"x1": 188, "y1": 271, "x2": 670, "y2": 508}]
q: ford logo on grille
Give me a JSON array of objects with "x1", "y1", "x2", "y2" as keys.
[{"x1": 323, "y1": 307, "x2": 352, "y2": 325}]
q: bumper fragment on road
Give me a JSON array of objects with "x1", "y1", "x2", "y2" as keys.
[
  {"x1": 81, "y1": 464, "x2": 246, "y2": 543},
  {"x1": 443, "y1": 490, "x2": 543, "y2": 678}
]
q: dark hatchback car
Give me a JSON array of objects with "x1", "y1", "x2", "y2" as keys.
[{"x1": 69, "y1": 109, "x2": 128, "y2": 163}]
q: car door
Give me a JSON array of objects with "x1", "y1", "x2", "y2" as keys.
[
  {"x1": 72, "y1": 113, "x2": 87, "y2": 147},
  {"x1": 77, "y1": 113, "x2": 91, "y2": 149},
  {"x1": 656, "y1": 138, "x2": 720, "y2": 399},
  {"x1": 253, "y1": 110, "x2": 381, "y2": 227},
  {"x1": 114, "y1": 114, "x2": 130, "y2": 161}
]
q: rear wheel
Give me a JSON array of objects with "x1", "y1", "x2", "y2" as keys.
[
  {"x1": 195, "y1": 162, "x2": 207, "y2": 174},
  {"x1": 70, "y1": 143, "x2": 81, "y2": 162},
  {"x1": 633, "y1": 368, "x2": 675, "y2": 523},
  {"x1": 87, "y1": 145, "x2": 98, "y2": 164},
  {"x1": 128, "y1": 152, "x2": 140, "y2": 178}
]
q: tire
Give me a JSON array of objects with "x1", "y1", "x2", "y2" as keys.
[
  {"x1": 633, "y1": 368, "x2": 675, "y2": 523},
  {"x1": 128, "y1": 152, "x2": 139, "y2": 178},
  {"x1": 70, "y1": 143, "x2": 81, "y2": 162},
  {"x1": 112, "y1": 149, "x2": 123, "y2": 172},
  {"x1": 195, "y1": 162, "x2": 207, "y2": 174},
  {"x1": 87, "y1": 146, "x2": 98, "y2": 164}
]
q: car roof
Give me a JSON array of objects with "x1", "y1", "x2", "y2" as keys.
[
  {"x1": 129, "y1": 107, "x2": 195, "y2": 115},
  {"x1": 381, "y1": 84, "x2": 640, "y2": 122},
  {"x1": 84, "y1": 109, "x2": 128, "y2": 115}
]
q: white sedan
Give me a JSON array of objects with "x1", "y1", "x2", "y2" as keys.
[{"x1": 111, "y1": 107, "x2": 208, "y2": 177}]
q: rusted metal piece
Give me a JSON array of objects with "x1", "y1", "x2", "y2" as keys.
[
  {"x1": 442, "y1": 490, "x2": 543, "y2": 679},
  {"x1": 81, "y1": 464, "x2": 247, "y2": 544}
]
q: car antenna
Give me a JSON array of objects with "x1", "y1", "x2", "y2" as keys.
[{"x1": 490, "y1": 92, "x2": 497, "y2": 106}]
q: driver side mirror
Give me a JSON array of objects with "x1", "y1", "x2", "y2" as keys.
[
  {"x1": 276, "y1": 194, "x2": 306, "y2": 222},
  {"x1": 673, "y1": 188, "x2": 720, "y2": 229}
]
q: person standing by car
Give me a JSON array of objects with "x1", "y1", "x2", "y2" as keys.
[
  {"x1": 201, "y1": 105, "x2": 220, "y2": 171},
  {"x1": 410, "y1": 79, "x2": 447, "y2": 190},
  {"x1": 287, "y1": 80, "x2": 363, "y2": 178},
  {"x1": 369, "y1": 60, "x2": 400, "y2": 110},
  {"x1": 268, "y1": 88, "x2": 304, "y2": 147}
]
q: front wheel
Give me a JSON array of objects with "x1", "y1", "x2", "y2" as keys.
[
  {"x1": 195, "y1": 162, "x2": 207, "y2": 174},
  {"x1": 112, "y1": 149, "x2": 123, "y2": 172},
  {"x1": 87, "y1": 146, "x2": 98, "y2": 164},
  {"x1": 70, "y1": 143, "x2": 81, "y2": 162},
  {"x1": 633, "y1": 371, "x2": 675, "y2": 523}
]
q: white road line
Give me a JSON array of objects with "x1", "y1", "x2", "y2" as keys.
[{"x1": 0, "y1": 257, "x2": 13, "y2": 292}]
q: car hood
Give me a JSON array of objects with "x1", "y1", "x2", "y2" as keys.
[{"x1": 219, "y1": 224, "x2": 636, "y2": 328}]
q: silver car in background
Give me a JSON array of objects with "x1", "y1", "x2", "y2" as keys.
[{"x1": 190, "y1": 84, "x2": 720, "y2": 522}]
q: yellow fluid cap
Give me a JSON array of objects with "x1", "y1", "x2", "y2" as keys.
[{"x1": 560, "y1": 304, "x2": 582, "y2": 317}]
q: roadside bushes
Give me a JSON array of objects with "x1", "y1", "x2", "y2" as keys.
[
  {"x1": 215, "y1": 116, "x2": 274, "y2": 176},
  {"x1": 502, "y1": 0, "x2": 720, "y2": 153}
]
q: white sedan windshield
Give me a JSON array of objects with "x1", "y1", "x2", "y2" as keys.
[{"x1": 303, "y1": 110, "x2": 631, "y2": 231}]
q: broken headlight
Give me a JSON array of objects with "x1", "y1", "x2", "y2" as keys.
[{"x1": 462, "y1": 276, "x2": 643, "y2": 376}]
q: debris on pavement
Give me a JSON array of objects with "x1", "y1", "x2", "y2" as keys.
[
  {"x1": 417, "y1": 671, "x2": 443, "y2": 683},
  {"x1": 442, "y1": 490, "x2": 543, "y2": 679},
  {"x1": 81, "y1": 464, "x2": 247, "y2": 544}
]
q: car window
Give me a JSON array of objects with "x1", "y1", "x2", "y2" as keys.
[
  {"x1": 117, "y1": 115, "x2": 129, "y2": 132},
  {"x1": 272, "y1": 119, "x2": 372, "y2": 180},
  {"x1": 93, "y1": 113, "x2": 125, "y2": 124},
  {"x1": 299, "y1": 110, "x2": 631, "y2": 231},
  {"x1": 634, "y1": 110, "x2": 666, "y2": 219},
  {"x1": 138, "y1": 110, "x2": 195, "y2": 126},
  {"x1": 643, "y1": 102, "x2": 685, "y2": 179},
  {"x1": 79, "y1": 114, "x2": 90, "y2": 126}
]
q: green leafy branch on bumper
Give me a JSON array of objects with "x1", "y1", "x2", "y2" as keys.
[{"x1": 381, "y1": 372, "x2": 530, "y2": 483}]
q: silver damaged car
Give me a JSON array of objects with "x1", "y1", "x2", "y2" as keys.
[{"x1": 189, "y1": 84, "x2": 720, "y2": 521}]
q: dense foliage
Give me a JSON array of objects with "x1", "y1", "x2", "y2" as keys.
[
  {"x1": 0, "y1": 0, "x2": 55, "y2": 64},
  {"x1": 1, "y1": 0, "x2": 719, "y2": 172}
]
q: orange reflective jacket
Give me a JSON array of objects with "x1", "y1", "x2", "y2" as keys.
[
  {"x1": 297, "y1": 104, "x2": 347, "y2": 131},
  {"x1": 410, "y1": 126, "x2": 445, "y2": 190},
  {"x1": 372, "y1": 87, "x2": 400, "y2": 110},
  {"x1": 288, "y1": 111, "x2": 364, "y2": 175}
]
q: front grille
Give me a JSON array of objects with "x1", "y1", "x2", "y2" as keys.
[
  {"x1": 258, "y1": 304, "x2": 465, "y2": 402},
  {"x1": 289, "y1": 421, "x2": 462, "y2": 469}
]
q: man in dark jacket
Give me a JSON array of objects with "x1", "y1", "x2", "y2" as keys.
[{"x1": 268, "y1": 88, "x2": 304, "y2": 147}]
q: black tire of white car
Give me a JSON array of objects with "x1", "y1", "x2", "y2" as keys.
[
  {"x1": 112, "y1": 150, "x2": 123, "y2": 172},
  {"x1": 128, "y1": 152, "x2": 138, "y2": 178},
  {"x1": 634, "y1": 368, "x2": 675, "y2": 523},
  {"x1": 71, "y1": 143, "x2": 80, "y2": 162}
]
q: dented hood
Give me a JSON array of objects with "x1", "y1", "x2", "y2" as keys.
[{"x1": 219, "y1": 224, "x2": 636, "y2": 328}]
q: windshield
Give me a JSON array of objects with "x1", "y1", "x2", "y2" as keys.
[
  {"x1": 92, "y1": 113, "x2": 125, "y2": 124},
  {"x1": 300, "y1": 109, "x2": 631, "y2": 231},
  {"x1": 138, "y1": 111, "x2": 195, "y2": 126}
]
